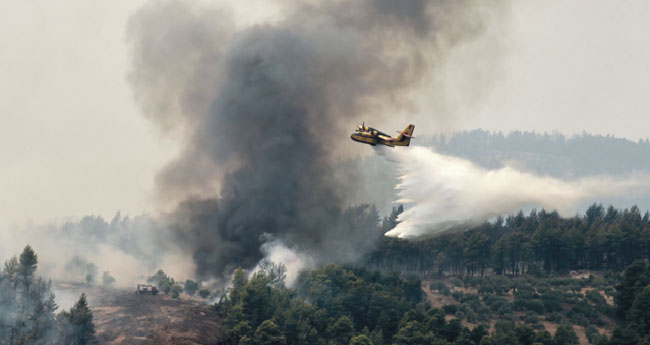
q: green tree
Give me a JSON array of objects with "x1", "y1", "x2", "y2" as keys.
[
  {"x1": 61, "y1": 293, "x2": 97, "y2": 345},
  {"x1": 514, "y1": 324, "x2": 535, "y2": 345},
  {"x1": 239, "y1": 335, "x2": 253, "y2": 345},
  {"x1": 254, "y1": 320, "x2": 286, "y2": 345},
  {"x1": 185, "y1": 279, "x2": 199, "y2": 296},
  {"x1": 465, "y1": 232, "x2": 490, "y2": 276},
  {"x1": 369, "y1": 328, "x2": 384, "y2": 345},
  {"x1": 230, "y1": 268, "x2": 249, "y2": 303},
  {"x1": 224, "y1": 303, "x2": 251, "y2": 343},
  {"x1": 171, "y1": 283, "x2": 183, "y2": 298},
  {"x1": 608, "y1": 326, "x2": 638, "y2": 345},
  {"x1": 199, "y1": 289, "x2": 211, "y2": 299},
  {"x1": 19, "y1": 245, "x2": 38, "y2": 290},
  {"x1": 393, "y1": 321, "x2": 431, "y2": 345},
  {"x1": 327, "y1": 316, "x2": 355, "y2": 345},
  {"x1": 349, "y1": 334, "x2": 373, "y2": 345},
  {"x1": 629, "y1": 285, "x2": 650, "y2": 335},
  {"x1": 553, "y1": 324, "x2": 578, "y2": 345},
  {"x1": 616, "y1": 260, "x2": 650, "y2": 318},
  {"x1": 148, "y1": 269, "x2": 174, "y2": 294}
]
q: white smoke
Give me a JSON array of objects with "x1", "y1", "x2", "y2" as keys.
[
  {"x1": 379, "y1": 146, "x2": 650, "y2": 238},
  {"x1": 0, "y1": 215, "x2": 195, "y2": 289},
  {"x1": 259, "y1": 240, "x2": 315, "y2": 287}
]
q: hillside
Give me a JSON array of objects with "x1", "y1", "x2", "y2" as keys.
[
  {"x1": 421, "y1": 273, "x2": 616, "y2": 345},
  {"x1": 54, "y1": 283, "x2": 221, "y2": 345}
]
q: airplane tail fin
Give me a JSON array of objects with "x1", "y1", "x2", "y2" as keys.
[{"x1": 394, "y1": 124, "x2": 415, "y2": 146}]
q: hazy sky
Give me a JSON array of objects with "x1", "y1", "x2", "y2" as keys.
[
  {"x1": 471, "y1": 1, "x2": 650, "y2": 139},
  {"x1": 1, "y1": 0, "x2": 649, "y2": 226}
]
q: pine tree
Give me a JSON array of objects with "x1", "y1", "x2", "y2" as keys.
[
  {"x1": 19, "y1": 245, "x2": 38, "y2": 294},
  {"x1": 629, "y1": 285, "x2": 650, "y2": 336},
  {"x1": 254, "y1": 320, "x2": 285, "y2": 345},
  {"x1": 62, "y1": 293, "x2": 97, "y2": 345}
]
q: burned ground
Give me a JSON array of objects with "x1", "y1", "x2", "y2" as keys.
[{"x1": 54, "y1": 283, "x2": 221, "y2": 345}]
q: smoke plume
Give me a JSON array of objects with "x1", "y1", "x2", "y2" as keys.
[
  {"x1": 128, "y1": 0, "x2": 508, "y2": 279},
  {"x1": 382, "y1": 146, "x2": 650, "y2": 238}
]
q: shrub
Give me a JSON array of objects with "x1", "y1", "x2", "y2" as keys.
[
  {"x1": 497, "y1": 304, "x2": 513, "y2": 316},
  {"x1": 523, "y1": 312, "x2": 540, "y2": 325},
  {"x1": 585, "y1": 325, "x2": 599, "y2": 344},
  {"x1": 199, "y1": 289, "x2": 211, "y2": 299},
  {"x1": 441, "y1": 286, "x2": 451, "y2": 296},
  {"x1": 585, "y1": 289, "x2": 606, "y2": 306},
  {"x1": 450, "y1": 277, "x2": 463, "y2": 288},
  {"x1": 466, "y1": 310, "x2": 477, "y2": 323},
  {"x1": 514, "y1": 298, "x2": 544, "y2": 314},
  {"x1": 185, "y1": 279, "x2": 200, "y2": 296},
  {"x1": 171, "y1": 283, "x2": 183, "y2": 298},
  {"x1": 478, "y1": 284, "x2": 494, "y2": 295},
  {"x1": 547, "y1": 312, "x2": 565, "y2": 323},
  {"x1": 443, "y1": 305, "x2": 457, "y2": 315}
]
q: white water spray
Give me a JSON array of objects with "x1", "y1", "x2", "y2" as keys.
[{"x1": 378, "y1": 146, "x2": 650, "y2": 238}]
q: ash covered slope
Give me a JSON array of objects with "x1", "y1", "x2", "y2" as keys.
[
  {"x1": 127, "y1": 0, "x2": 509, "y2": 279},
  {"x1": 55, "y1": 283, "x2": 221, "y2": 345}
]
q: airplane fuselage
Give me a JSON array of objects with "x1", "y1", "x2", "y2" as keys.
[
  {"x1": 350, "y1": 131, "x2": 396, "y2": 147},
  {"x1": 350, "y1": 124, "x2": 414, "y2": 148}
]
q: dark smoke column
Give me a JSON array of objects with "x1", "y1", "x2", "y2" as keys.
[{"x1": 128, "y1": 0, "x2": 505, "y2": 279}]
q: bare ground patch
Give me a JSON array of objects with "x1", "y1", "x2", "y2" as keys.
[{"x1": 54, "y1": 283, "x2": 221, "y2": 345}]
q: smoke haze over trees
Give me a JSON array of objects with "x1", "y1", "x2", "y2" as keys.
[
  {"x1": 0, "y1": 246, "x2": 97, "y2": 345},
  {"x1": 0, "y1": 213, "x2": 194, "y2": 288},
  {"x1": 3, "y1": 129, "x2": 650, "y2": 286},
  {"x1": 127, "y1": 0, "x2": 512, "y2": 280},
  {"x1": 422, "y1": 130, "x2": 650, "y2": 179}
]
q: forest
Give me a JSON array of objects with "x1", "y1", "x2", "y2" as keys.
[
  {"x1": 3, "y1": 202, "x2": 650, "y2": 345},
  {"x1": 217, "y1": 261, "x2": 650, "y2": 345},
  {"x1": 368, "y1": 204, "x2": 650, "y2": 277},
  {"x1": 218, "y1": 203, "x2": 650, "y2": 345},
  {"x1": 0, "y1": 246, "x2": 96, "y2": 345}
]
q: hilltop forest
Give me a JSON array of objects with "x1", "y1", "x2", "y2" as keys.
[
  {"x1": 369, "y1": 204, "x2": 650, "y2": 277},
  {"x1": 216, "y1": 202, "x2": 650, "y2": 345}
]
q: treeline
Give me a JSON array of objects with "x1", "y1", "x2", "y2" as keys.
[
  {"x1": 218, "y1": 263, "x2": 595, "y2": 345},
  {"x1": 147, "y1": 269, "x2": 215, "y2": 299},
  {"x1": 421, "y1": 129, "x2": 650, "y2": 178},
  {"x1": 368, "y1": 204, "x2": 650, "y2": 276},
  {"x1": 0, "y1": 246, "x2": 96, "y2": 345}
]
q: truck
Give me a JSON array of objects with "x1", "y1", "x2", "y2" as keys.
[{"x1": 135, "y1": 284, "x2": 159, "y2": 295}]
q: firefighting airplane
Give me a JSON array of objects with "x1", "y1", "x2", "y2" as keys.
[{"x1": 350, "y1": 123, "x2": 415, "y2": 147}]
